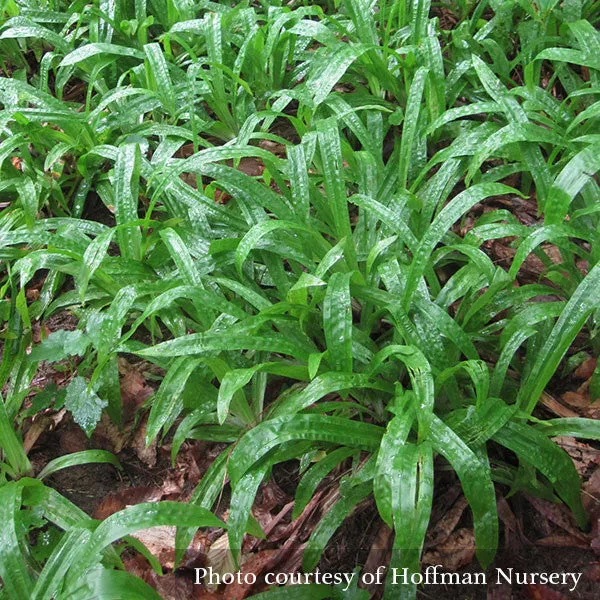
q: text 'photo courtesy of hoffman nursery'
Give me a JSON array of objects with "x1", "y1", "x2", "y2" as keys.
[{"x1": 2, "y1": 0, "x2": 600, "y2": 599}]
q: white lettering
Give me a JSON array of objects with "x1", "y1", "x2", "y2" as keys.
[
  {"x1": 496, "y1": 568, "x2": 513, "y2": 585},
  {"x1": 341, "y1": 572, "x2": 356, "y2": 592},
  {"x1": 568, "y1": 573, "x2": 582, "y2": 592}
]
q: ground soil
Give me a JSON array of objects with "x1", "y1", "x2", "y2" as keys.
[{"x1": 26, "y1": 419, "x2": 600, "y2": 599}]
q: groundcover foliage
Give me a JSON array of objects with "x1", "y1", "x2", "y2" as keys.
[{"x1": 2, "y1": 0, "x2": 600, "y2": 597}]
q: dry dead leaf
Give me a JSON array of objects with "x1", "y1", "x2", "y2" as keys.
[
  {"x1": 131, "y1": 414, "x2": 157, "y2": 467},
  {"x1": 524, "y1": 584, "x2": 568, "y2": 600},
  {"x1": 487, "y1": 580, "x2": 512, "y2": 600},
  {"x1": 584, "y1": 562, "x2": 600, "y2": 583},
  {"x1": 223, "y1": 550, "x2": 277, "y2": 600},
  {"x1": 258, "y1": 139, "x2": 286, "y2": 157},
  {"x1": 526, "y1": 496, "x2": 589, "y2": 543},
  {"x1": 59, "y1": 426, "x2": 88, "y2": 453},
  {"x1": 497, "y1": 495, "x2": 526, "y2": 551},
  {"x1": 193, "y1": 590, "x2": 223, "y2": 600},
  {"x1": 23, "y1": 417, "x2": 53, "y2": 454},
  {"x1": 94, "y1": 486, "x2": 163, "y2": 520},
  {"x1": 362, "y1": 523, "x2": 393, "y2": 594},
  {"x1": 426, "y1": 496, "x2": 468, "y2": 547},
  {"x1": 534, "y1": 534, "x2": 590, "y2": 549},
  {"x1": 422, "y1": 528, "x2": 476, "y2": 571},
  {"x1": 132, "y1": 525, "x2": 177, "y2": 570},
  {"x1": 562, "y1": 391, "x2": 591, "y2": 409},
  {"x1": 575, "y1": 358, "x2": 597, "y2": 380},
  {"x1": 553, "y1": 436, "x2": 600, "y2": 475},
  {"x1": 153, "y1": 573, "x2": 196, "y2": 600},
  {"x1": 583, "y1": 467, "x2": 600, "y2": 515},
  {"x1": 120, "y1": 366, "x2": 154, "y2": 423},
  {"x1": 205, "y1": 534, "x2": 235, "y2": 592},
  {"x1": 92, "y1": 412, "x2": 129, "y2": 453},
  {"x1": 260, "y1": 480, "x2": 290, "y2": 512},
  {"x1": 540, "y1": 392, "x2": 579, "y2": 418},
  {"x1": 174, "y1": 443, "x2": 203, "y2": 488},
  {"x1": 24, "y1": 409, "x2": 66, "y2": 454}
]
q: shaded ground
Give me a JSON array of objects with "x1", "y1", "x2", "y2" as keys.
[{"x1": 24, "y1": 403, "x2": 600, "y2": 599}]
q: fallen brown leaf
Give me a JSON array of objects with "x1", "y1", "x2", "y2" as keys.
[
  {"x1": 24, "y1": 409, "x2": 66, "y2": 454},
  {"x1": 153, "y1": 573, "x2": 195, "y2": 600},
  {"x1": 23, "y1": 417, "x2": 53, "y2": 455},
  {"x1": 131, "y1": 414, "x2": 158, "y2": 467},
  {"x1": 92, "y1": 413, "x2": 128, "y2": 453},
  {"x1": 120, "y1": 367, "x2": 154, "y2": 423},
  {"x1": 524, "y1": 584, "x2": 568, "y2": 600},
  {"x1": 362, "y1": 523, "x2": 393, "y2": 594},
  {"x1": 94, "y1": 486, "x2": 164, "y2": 520},
  {"x1": 534, "y1": 534, "x2": 590, "y2": 549},
  {"x1": 575, "y1": 358, "x2": 597, "y2": 380},
  {"x1": 223, "y1": 550, "x2": 277, "y2": 600},
  {"x1": 526, "y1": 496, "x2": 589, "y2": 543},
  {"x1": 583, "y1": 467, "x2": 600, "y2": 515},
  {"x1": 193, "y1": 590, "x2": 223, "y2": 600},
  {"x1": 560, "y1": 388, "x2": 600, "y2": 419},
  {"x1": 562, "y1": 391, "x2": 591, "y2": 409},
  {"x1": 553, "y1": 436, "x2": 600, "y2": 475},
  {"x1": 487, "y1": 578, "x2": 512, "y2": 600},
  {"x1": 497, "y1": 495, "x2": 526, "y2": 551},
  {"x1": 426, "y1": 496, "x2": 468, "y2": 548},
  {"x1": 59, "y1": 426, "x2": 88, "y2": 454},
  {"x1": 422, "y1": 528, "x2": 476, "y2": 571},
  {"x1": 205, "y1": 534, "x2": 235, "y2": 591},
  {"x1": 260, "y1": 480, "x2": 291, "y2": 512},
  {"x1": 132, "y1": 525, "x2": 177, "y2": 570},
  {"x1": 584, "y1": 562, "x2": 600, "y2": 583},
  {"x1": 174, "y1": 443, "x2": 203, "y2": 488},
  {"x1": 540, "y1": 392, "x2": 579, "y2": 418},
  {"x1": 258, "y1": 139, "x2": 286, "y2": 157}
]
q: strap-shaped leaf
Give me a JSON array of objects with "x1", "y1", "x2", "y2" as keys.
[
  {"x1": 159, "y1": 228, "x2": 202, "y2": 286},
  {"x1": 70, "y1": 502, "x2": 224, "y2": 585},
  {"x1": 31, "y1": 528, "x2": 93, "y2": 600},
  {"x1": 0, "y1": 482, "x2": 34, "y2": 598},
  {"x1": 374, "y1": 407, "x2": 414, "y2": 527},
  {"x1": 136, "y1": 330, "x2": 310, "y2": 361},
  {"x1": 403, "y1": 183, "x2": 516, "y2": 310},
  {"x1": 287, "y1": 144, "x2": 311, "y2": 223},
  {"x1": 303, "y1": 479, "x2": 373, "y2": 571},
  {"x1": 228, "y1": 463, "x2": 269, "y2": 563},
  {"x1": 0, "y1": 394, "x2": 31, "y2": 476},
  {"x1": 37, "y1": 450, "x2": 121, "y2": 480},
  {"x1": 399, "y1": 67, "x2": 428, "y2": 189},
  {"x1": 113, "y1": 143, "x2": 142, "y2": 261},
  {"x1": 144, "y1": 42, "x2": 176, "y2": 115},
  {"x1": 307, "y1": 44, "x2": 370, "y2": 106},
  {"x1": 323, "y1": 272, "x2": 353, "y2": 372},
  {"x1": 369, "y1": 346, "x2": 434, "y2": 437},
  {"x1": 429, "y1": 415, "x2": 498, "y2": 568},
  {"x1": 228, "y1": 414, "x2": 384, "y2": 485},
  {"x1": 65, "y1": 565, "x2": 163, "y2": 600},
  {"x1": 544, "y1": 145, "x2": 600, "y2": 225},
  {"x1": 535, "y1": 418, "x2": 600, "y2": 440},
  {"x1": 234, "y1": 220, "x2": 320, "y2": 277},
  {"x1": 518, "y1": 262, "x2": 600, "y2": 414},
  {"x1": 271, "y1": 372, "x2": 391, "y2": 418},
  {"x1": 78, "y1": 228, "x2": 115, "y2": 302},
  {"x1": 385, "y1": 442, "x2": 434, "y2": 600},
  {"x1": 146, "y1": 356, "x2": 202, "y2": 444},
  {"x1": 217, "y1": 362, "x2": 308, "y2": 425},
  {"x1": 293, "y1": 447, "x2": 358, "y2": 519},
  {"x1": 316, "y1": 118, "x2": 353, "y2": 243},
  {"x1": 493, "y1": 421, "x2": 587, "y2": 528}
]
